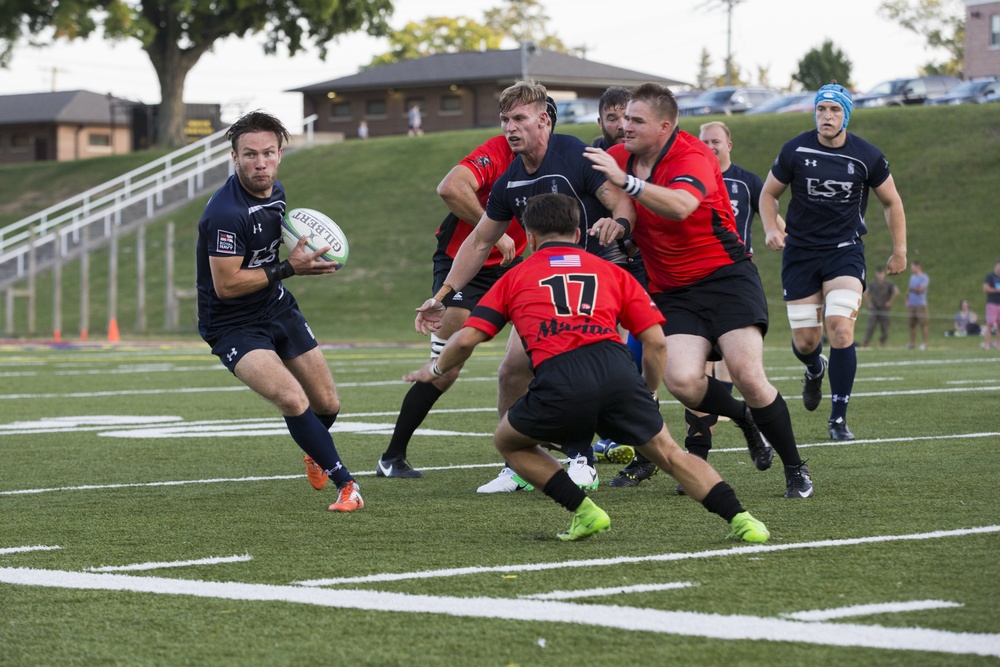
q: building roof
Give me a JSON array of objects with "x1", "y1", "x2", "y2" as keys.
[
  {"x1": 288, "y1": 47, "x2": 689, "y2": 93},
  {"x1": 0, "y1": 90, "x2": 129, "y2": 124}
]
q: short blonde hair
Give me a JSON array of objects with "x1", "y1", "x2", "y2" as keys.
[
  {"x1": 699, "y1": 121, "x2": 731, "y2": 140},
  {"x1": 499, "y1": 80, "x2": 548, "y2": 116}
]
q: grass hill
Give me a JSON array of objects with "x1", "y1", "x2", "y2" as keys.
[{"x1": 2, "y1": 103, "x2": 999, "y2": 345}]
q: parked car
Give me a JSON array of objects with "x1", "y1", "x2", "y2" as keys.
[
  {"x1": 555, "y1": 98, "x2": 600, "y2": 124},
  {"x1": 853, "y1": 75, "x2": 961, "y2": 108},
  {"x1": 923, "y1": 77, "x2": 1000, "y2": 105},
  {"x1": 744, "y1": 91, "x2": 815, "y2": 115},
  {"x1": 678, "y1": 86, "x2": 780, "y2": 116}
]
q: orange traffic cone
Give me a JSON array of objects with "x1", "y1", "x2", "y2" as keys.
[
  {"x1": 107, "y1": 318, "x2": 120, "y2": 343},
  {"x1": 80, "y1": 328, "x2": 88, "y2": 341},
  {"x1": 53, "y1": 329, "x2": 62, "y2": 343}
]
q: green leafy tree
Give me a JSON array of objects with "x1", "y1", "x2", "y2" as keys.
[
  {"x1": 878, "y1": 0, "x2": 964, "y2": 77},
  {"x1": 0, "y1": 1, "x2": 393, "y2": 147},
  {"x1": 483, "y1": 0, "x2": 566, "y2": 51},
  {"x1": 713, "y1": 59, "x2": 747, "y2": 87},
  {"x1": 368, "y1": 16, "x2": 502, "y2": 68},
  {"x1": 793, "y1": 40, "x2": 853, "y2": 90},
  {"x1": 695, "y1": 48, "x2": 714, "y2": 90}
]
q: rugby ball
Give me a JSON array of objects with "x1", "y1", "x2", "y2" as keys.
[{"x1": 282, "y1": 207, "x2": 349, "y2": 266}]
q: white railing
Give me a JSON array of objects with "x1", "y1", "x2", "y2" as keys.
[{"x1": 0, "y1": 115, "x2": 318, "y2": 285}]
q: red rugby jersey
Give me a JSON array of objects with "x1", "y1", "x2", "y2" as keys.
[
  {"x1": 434, "y1": 135, "x2": 528, "y2": 266},
  {"x1": 608, "y1": 130, "x2": 747, "y2": 292},
  {"x1": 465, "y1": 242, "x2": 664, "y2": 368}
]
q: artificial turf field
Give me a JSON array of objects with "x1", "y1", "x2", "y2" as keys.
[{"x1": 1, "y1": 340, "x2": 998, "y2": 666}]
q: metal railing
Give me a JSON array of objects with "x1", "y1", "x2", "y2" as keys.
[{"x1": 0, "y1": 115, "x2": 319, "y2": 289}]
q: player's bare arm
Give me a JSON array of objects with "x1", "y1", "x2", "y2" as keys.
[
  {"x1": 759, "y1": 173, "x2": 789, "y2": 251},
  {"x1": 436, "y1": 164, "x2": 516, "y2": 265},
  {"x1": 414, "y1": 214, "x2": 507, "y2": 335},
  {"x1": 873, "y1": 175, "x2": 908, "y2": 275},
  {"x1": 209, "y1": 237, "x2": 335, "y2": 299},
  {"x1": 635, "y1": 324, "x2": 667, "y2": 395},
  {"x1": 403, "y1": 326, "x2": 491, "y2": 383},
  {"x1": 589, "y1": 181, "x2": 634, "y2": 245}
]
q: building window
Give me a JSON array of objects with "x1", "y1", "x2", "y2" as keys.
[
  {"x1": 89, "y1": 133, "x2": 111, "y2": 147},
  {"x1": 365, "y1": 99, "x2": 387, "y2": 117},
  {"x1": 991, "y1": 14, "x2": 1000, "y2": 48},
  {"x1": 330, "y1": 101, "x2": 352, "y2": 121},
  {"x1": 11, "y1": 134, "x2": 29, "y2": 150},
  {"x1": 440, "y1": 95, "x2": 462, "y2": 114}
]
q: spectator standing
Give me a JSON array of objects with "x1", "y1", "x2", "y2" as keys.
[
  {"x1": 357, "y1": 120, "x2": 369, "y2": 140},
  {"x1": 408, "y1": 103, "x2": 423, "y2": 136},
  {"x1": 983, "y1": 261, "x2": 1000, "y2": 349},
  {"x1": 906, "y1": 261, "x2": 930, "y2": 350},
  {"x1": 861, "y1": 267, "x2": 899, "y2": 347}
]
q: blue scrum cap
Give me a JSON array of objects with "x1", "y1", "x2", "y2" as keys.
[{"x1": 815, "y1": 84, "x2": 853, "y2": 131}]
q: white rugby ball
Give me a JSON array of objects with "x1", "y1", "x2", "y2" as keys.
[{"x1": 282, "y1": 207, "x2": 349, "y2": 266}]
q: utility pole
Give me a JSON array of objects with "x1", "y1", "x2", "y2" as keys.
[{"x1": 701, "y1": 0, "x2": 746, "y2": 86}]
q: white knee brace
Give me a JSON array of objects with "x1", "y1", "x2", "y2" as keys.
[
  {"x1": 825, "y1": 289, "x2": 862, "y2": 321},
  {"x1": 787, "y1": 303, "x2": 823, "y2": 329}
]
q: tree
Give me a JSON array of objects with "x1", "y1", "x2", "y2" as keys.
[
  {"x1": 878, "y1": 0, "x2": 964, "y2": 77},
  {"x1": 0, "y1": 1, "x2": 393, "y2": 147},
  {"x1": 701, "y1": 0, "x2": 747, "y2": 86},
  {"x1": 483, "y1": 0, "x2": 566, "y2": 51},
  {"x1": 695, "y1": 48, "x2": 714, "y2": 90},
  {"x1": 713, "y1": 58, "x2": 748, "y2": 88},
  {"x1": 367, "y1": 16, "x2": 502, "y2": 68},
  {"x1": 793, "y1": 40, "x2": 853, "y2": 90}
]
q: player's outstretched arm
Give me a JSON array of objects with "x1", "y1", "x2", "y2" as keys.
[{"x1": 404, "y1": 327, "x2": 490, "y2": 383}]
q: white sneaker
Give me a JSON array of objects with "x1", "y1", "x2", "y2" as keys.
[
  {"x1": 567, "y1": 455, "x2": 599, "y2": 491},
  {"x1": 476, "y1": 467, "x2": 533, "y2": 493}
]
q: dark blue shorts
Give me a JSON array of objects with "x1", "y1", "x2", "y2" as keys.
[
  {"x1": 432, "y1": 250, "x2": 522, "y2": 310},
  {"x1": 506, "y1": 341, "x2": 663, "y2": 451},
  {"x1": 201, "y1": 293, "x2": 318, "y2": 373},
  {"x1": 652, "y1": 260, "x2": 769, "y2": 357},
  {"x1": 782, "y1": 243, "x2": 867, "y2": 301}
]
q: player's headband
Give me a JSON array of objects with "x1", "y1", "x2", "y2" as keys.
[
  {"x1": 545, "y1": 96, "x2": 558, "y2": 129},
  {"x1": 815, "y1": 84, "x2": 852, "y2": 131}
]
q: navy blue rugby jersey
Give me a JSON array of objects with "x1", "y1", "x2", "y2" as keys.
[
  {"x1": 196, "y1": 174, "x2": 288, "y2": 333},
  {"x1": 770, "y1": 130, "x2": 891, "y2": 250},
  {"x1": 722, "y1": 162, "x2": 763, "y2": 254},
  {"x1": 485, "y1": 134, "x2": 610, "y2": 257}
]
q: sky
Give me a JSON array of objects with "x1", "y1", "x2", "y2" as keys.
[{"x1": 0, "y1": 0, "x2": 952, "y2": 132}]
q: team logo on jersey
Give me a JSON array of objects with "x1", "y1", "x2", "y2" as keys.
[
  {"x1": 252, "y1": 223, "x2": 262, "y2": 234},
  {"x1": 217, "y1": 230, "x2": 237, "y2": 254},
  {"x1": 551, "y1": 179, "x2": 559, "y2": 193},
  {"x1": 473, "y1": 156, "x2": 491, "y2": 168},
  {"x1": 515, "y1": 196, "x2": 528, "y2": 207},
  {"x1": 847, "y1": 163, "x2": 855, "y2": 175},
  {"x1": 806, "y1": 178, "x2": 854, "y2": 199},
  {"x1": 804, "y1": 159, "x2": 818, "y2": 167},
  {"x1": 731, "y1": 183, "x2": 738, "y2": 194}
]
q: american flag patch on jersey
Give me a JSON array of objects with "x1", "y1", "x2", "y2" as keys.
[{"x1": 549, "y1": 254, "x2": 581, "y2": 267}]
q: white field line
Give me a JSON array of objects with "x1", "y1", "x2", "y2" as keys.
[
  {"x1": 295, "y1": 525, "x2": 1000, "y2": 587},
  {"x1": 520, "y1": 581, "x2": 697, "y2": 600},
  {"x1": 0, "y1": 545, "x2": 60, "y2": 555},
  {"x1": 2, "y1": 431, "x2": 999, "y2": 497},
  {"x1": 85, "y1": 554, "x2": 252, "y2": 573},
  {"x1": 783, "y1": 600, "x2": 963, "y2": 622},
  {"x1": 0, "y1": 567, "x2": 997, "y2": 657}
]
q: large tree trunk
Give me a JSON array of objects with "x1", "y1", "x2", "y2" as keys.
[{"x1": 143, "y1": 17, "x2": 212, "y2": 148}]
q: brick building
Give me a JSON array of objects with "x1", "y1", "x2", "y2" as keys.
[{"x1": 965, "y1": 0, "x2": 1000, "y2": 78}]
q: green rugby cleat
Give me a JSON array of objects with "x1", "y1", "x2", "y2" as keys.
[
  {"x1": 557, "y1": 498, "x2": 611, "y2": 542},
  {"x1": 727, "y1": 511, "x2": 770, "y2": 543}
]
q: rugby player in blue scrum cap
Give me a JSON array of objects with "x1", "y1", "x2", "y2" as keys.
[{"x1": 758, "y1": 83, "x2": 908, "y2": 442}]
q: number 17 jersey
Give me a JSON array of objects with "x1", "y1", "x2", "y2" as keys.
[{"x1": 465, "y1": 242, "x2": 664, "y2": 369}]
